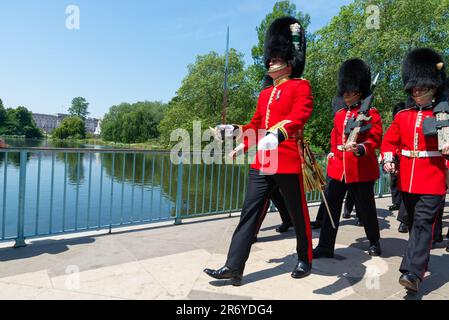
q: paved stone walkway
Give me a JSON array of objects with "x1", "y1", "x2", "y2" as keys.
[{"x1": 0, "y1": 197, "x2": 448, "y2": 300}]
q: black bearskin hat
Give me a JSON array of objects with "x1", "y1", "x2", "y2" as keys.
[
  {"x1": 263, "y1": 16, "x2": 306, "y2": 83},
  {"x1": 402, "y1": 48, "x2": 446, "y2": 94},
  {"x1": 337, "y1": 58, "x2": 372, "y2": 99}
]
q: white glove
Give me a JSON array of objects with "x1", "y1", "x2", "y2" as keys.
[
  {"x1": 327, "y1": 152, "x2": 334, "y2": 160},
  {"x1": 211, "y1": 125, "x2": 235, "y2": 141},
  {"x1": 257, "y1": 133, "x2": 279, "y2": 151}
]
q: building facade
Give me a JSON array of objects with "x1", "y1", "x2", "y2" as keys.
[{"x1": 32, "y1": 113, "x2": 101, "y2": 135}]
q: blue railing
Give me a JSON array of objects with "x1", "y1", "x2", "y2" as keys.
[{"x1": 0, "y1": 147, "x2": 390, "y2": 247}]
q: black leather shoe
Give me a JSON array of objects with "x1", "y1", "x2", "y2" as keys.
[
  {"x1": 398, "y1": 222, "x2": 409, "y2": 233},
  {"x1": 368, "y1": 242, "x2": 382, "y2": 256},
  {"x1": 399, "y1": 272, "x2": 420, "y2": 293},
  {"x1": 342, "y1": 209, "x2": 351, "y2": 219},
  {"x1": 310, "y1": 220, "x2": 322, "y2": 230},
  {"x1": 388, "y1": 204, "x2": 400, "y2": 211},
  {"x1": 355, "y1": 217, "x2": 363, "y2": 227},
  {"x1": 276, "y1": 222, "x2": 292, "y2": 233},
  {"x1": 203, "y1": 266, "x2": 243, "y2": 286},
  {"x1": 312, "y1": 247, "x2": 334, "y2": 259},
  {"x1": 291, "y1": 260, "x2": 312, "y2": 279}
]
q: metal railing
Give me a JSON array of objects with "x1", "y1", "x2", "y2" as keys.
[{"x1": 0, "y1": 147, "x2": 390, "y2": 247}]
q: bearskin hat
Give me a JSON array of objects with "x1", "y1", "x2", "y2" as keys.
[
  {"x1": 337, "y1": 59, "x2": 372, "y2": 99},
  {"x1": 402, "y1": 48, "x2": 446, "y2": 94},
  {"x1": 263, "y1": 16, "x2": 306, "y2": 85}
]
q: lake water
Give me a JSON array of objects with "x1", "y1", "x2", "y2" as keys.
[{"x1": 0, "y1": 139, "x2": 249, "y2": 240}]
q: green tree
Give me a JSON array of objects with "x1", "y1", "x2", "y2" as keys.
[
  {"x1": 249, "y1": 0, "x2": 311, "y2": 87},
  {"x1": 69, "y1": 97, "x2": 90, "y2": 120},
  {"x1": 52, "y1": 116, "x2": 86, "y2": 140},
  {"x1": 0, "y1": 105, "x2": 42, "y2": 138},
  {"x1": 158, "y1": 49, "x2": 257, "y2": 147},
  {"x1": 0, "y1": 99, "x2": 6, "y2": 127},
  {"x1": 101, "y1": 101, "x2": 166, "y2": 143},
  {"x1": 303, "y1": 0, "x2": 449, "y2": 152}
]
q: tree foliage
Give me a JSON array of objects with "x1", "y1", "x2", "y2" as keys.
[
  {"x1": 158, "y1": 49, "x2": 257, "y2": 146},
  {"x1": 69, "y1": 97, "x2": 90, "y2": 120},
  {"x1": 52, "y1": 116, "x2": 86, "y2": 140},
  {"x1": 302, "y1": 0, "x2": 449, "y2": 152},
  {"x1": 0, "y1": 103, "x2": 42, "y2": 138},
  {"x1": 101, "y1": 101, "x2": 166, "y2": 143},
  {"x1": 0, "y1": 99, "x2": 6, "y2": 125}
]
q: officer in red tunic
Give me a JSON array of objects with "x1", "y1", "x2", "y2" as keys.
[
  {"x1": 203, "y1": 16, "x2": 314, "y2": 285},
  {"x1": 313, "y1": 59, "x2": 383, "y2": 259},
  {"x1": 382, "y1": 48, "x2": 448, "y2": 293}
]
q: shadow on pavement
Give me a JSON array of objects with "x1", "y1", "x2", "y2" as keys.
[{"x1": 0, "y1": 237, "x2": 95, "y2": 262}]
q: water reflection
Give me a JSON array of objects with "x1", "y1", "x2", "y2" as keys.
[{"x1": 0, "y1": 139, "x2": 250, "y2": 219}]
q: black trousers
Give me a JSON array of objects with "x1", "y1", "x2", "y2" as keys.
[
  {"x1": 317, "y1": 178, "x2": 380, "y2": 251},
  {"x1": 399, "y1": 194, "x2": 445, "y2": 240},
  {"x1": 433, "y1": 196, "x2": 445, "y2": 239},
  {"x1": 400, "y1": 193, "x2": 442, "y2": 280},
  {"x1": 397, "y1": 200, "x2": 408, "y2": 224},
  {"x1": 390, "y1": 174, "x2": 402, "y2": 206},
  {"x1": 315, "y1": 176, "x2": 358, "y2": 223},
  {"x1": 344, "y1": 193, "x2": 357, "y2": 216},
  {"x1": 272, "y1": 187, "x2": 292, "y2": 225},
  {"x1": 226, "y1": 168, "x2": 312, "y2": 272},
  {"x1": 254, "y1": 187, "x2": 291, "y2": 236}
]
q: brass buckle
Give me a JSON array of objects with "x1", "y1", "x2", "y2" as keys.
[{"x1": 409, "y1": 151, "x2": 419, "y2": 158}]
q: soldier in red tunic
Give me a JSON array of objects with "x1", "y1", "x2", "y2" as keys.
[
  {"x1": 313, "y1": 59, "x2": 383, "y2": 259},
  {"x1": 203, "y1": 16, "x2": 314, "y2": 286},
  {"x1": 382, "y1": 48, "x2": 448, "y2": 293}
]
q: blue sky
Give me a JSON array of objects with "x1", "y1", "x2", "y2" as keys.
[{"x1": 0, "y1": 0, "x2": 352, "y2": 118}]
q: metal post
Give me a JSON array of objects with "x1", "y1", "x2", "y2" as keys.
[
  {"x1": 174, "y1": 159, "x2": 184, "y2": 225},
  {"x1": 15, "y1": 151, "x2": 27, "y2": 248}
]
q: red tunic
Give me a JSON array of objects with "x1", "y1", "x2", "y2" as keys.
[
  {"x1": 381, "y1": 107, "x2": 447, "y2": 195},
  {"x1": 327, "y1": 105, "x2": 383, "y2": 183},
  {"x1": 239, "y1": 78, "x2": 314, "y2": 174}
]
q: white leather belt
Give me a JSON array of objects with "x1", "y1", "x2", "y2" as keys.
[{"x1": 401, "y1": 150, "x2": 442, "y2": 158}]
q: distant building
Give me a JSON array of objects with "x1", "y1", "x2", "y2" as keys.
[{"x1": 32, "y1": 113, "x2": 100, "y2": 135}]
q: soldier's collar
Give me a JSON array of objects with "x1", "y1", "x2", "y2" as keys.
[
  {"x1": 406, "y1": 96, "x2": 435, "y2": 110},
  {"x1": 273, "y1": 75, "x2": 290, "y2": 87},
  {"x1": 345, "y1": 101, "x2": 361, "y2": 110},
  {"x1": 416, "y1": 102, "x2": 434, "y2": 110}
]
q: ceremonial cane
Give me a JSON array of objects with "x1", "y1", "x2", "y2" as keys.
[
  {"x1": 301, "y1": 141, "x2": 336, "y2": 229},
  {"x1": 321, "y1": 189, "x2": 336, "y2": 229}
]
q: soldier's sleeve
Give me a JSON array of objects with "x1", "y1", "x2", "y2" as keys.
[
  {"x1": 267, "y1": 80, "x2": 313, "y2": 142},
  {"x1": 381, "y1": 115, "x2": 401, "y2": 163},
  {"x1": 358, "y1": 108, "x2": 383, "y2": 156}
]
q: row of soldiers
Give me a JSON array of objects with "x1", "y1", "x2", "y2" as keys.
[{"x1": 204, "y1": 16, "x2": 449, "y2": 295}]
